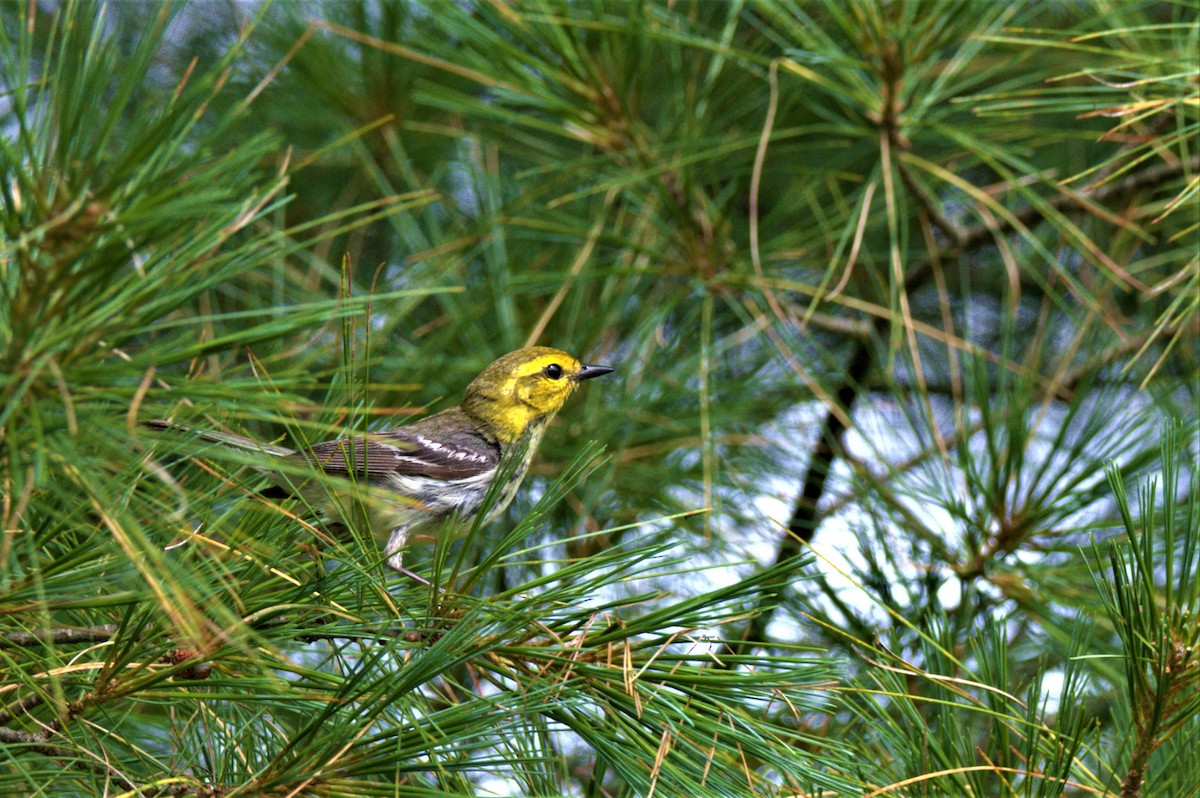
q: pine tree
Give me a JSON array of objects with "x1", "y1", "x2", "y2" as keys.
[{"x1": 2, "y1": 2, "x2": 1196, "y2": 795}]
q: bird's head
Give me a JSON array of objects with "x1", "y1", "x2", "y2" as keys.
[{"x1": 461, "y1": 346, "x2": 613, "y2": 443}]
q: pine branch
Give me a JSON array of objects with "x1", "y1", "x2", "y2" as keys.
[
  {"x1": 0, "y1": 724, "x2": 223, "y2": 797},
  {"x1": 0, "y1": 688, "x2": 224, "y2": 796},
  {"x1": 718, "y1": 329, "x2": 875, "y2": 665},
  {"x1": 953, "y1": 155, "x2": 1199, "y2": 255},
  {"x1": 723, "y1": 151, "x2": 1196, "y2": 661}
]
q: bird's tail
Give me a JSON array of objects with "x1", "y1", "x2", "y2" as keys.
[{"x1": 144, "y1": 419, "x2": 297, "y2": 458}]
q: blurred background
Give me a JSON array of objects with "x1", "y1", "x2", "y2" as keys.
[{"x1": 1, "y1": 1, "x2": 1196, "y2": 795}]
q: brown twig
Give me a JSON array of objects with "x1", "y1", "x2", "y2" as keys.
[{"x1": 1, "y1": 624, "x2": 119, "y2": 647}]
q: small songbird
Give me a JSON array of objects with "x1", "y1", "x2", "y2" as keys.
[{"x1": 150, "y1": 346, "x2": 613, "y2": 581}]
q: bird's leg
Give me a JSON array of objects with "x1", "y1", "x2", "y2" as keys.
[
  {"x1": 385, "y1": 527, "x2": 436, "y2": 588},
  {"x1": 392, "y1": 564, "x2": 433, "y2": 588}
]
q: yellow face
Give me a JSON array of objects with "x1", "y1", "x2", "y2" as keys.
[{"x1": 462, "y1": 346, "x2": 612, "y2": 443}]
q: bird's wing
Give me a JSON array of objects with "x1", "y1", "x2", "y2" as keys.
[{"x1": 295, "y1": 426, "x2": 500, "y2": 483}]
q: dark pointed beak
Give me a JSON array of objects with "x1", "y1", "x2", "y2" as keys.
[{"x1": 572, "y1": 363, "x2": 615, "y2": 382}]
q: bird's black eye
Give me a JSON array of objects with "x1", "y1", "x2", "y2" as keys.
[{"x1": 544, "y1": 363, "x2": 564, "y2": 380}]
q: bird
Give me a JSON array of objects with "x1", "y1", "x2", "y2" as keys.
[{"x1": 148, "y1": 346, "x2": 613, "y2": 582}]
